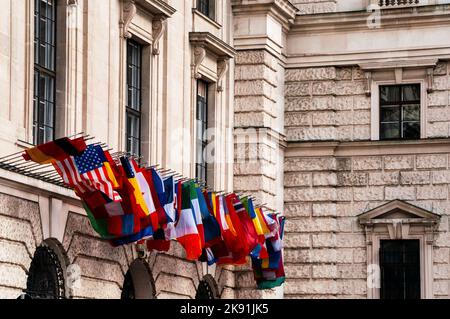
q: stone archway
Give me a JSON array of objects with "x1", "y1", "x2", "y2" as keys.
[
  {"x1": 195, "y1": 274, "x2": 219, "y2": 299},
  {"x1": 25, "y1": 238, "x2": 69, "y2": 299},
  {"x1": 121, "y1": 259, "x2": 156, "y2": 299}
]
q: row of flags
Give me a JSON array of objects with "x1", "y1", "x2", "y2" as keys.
[{"x1": 23, "y1": 136, "x2": 285, "y2": 289}]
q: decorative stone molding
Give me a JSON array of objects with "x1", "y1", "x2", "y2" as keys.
[
  {"x1": 120, "y1": 0, "x2": 175, "y2": 39},
  {"x1": 359, "y1": 200, "x2": 440, "y2": 299},
  {"x1": 189, "y1": 32, "x2": 235, "y2": 80},
  {"x1": 358, "y1": 58, "x2": 438, "y2": 96},
  {"x1": 216, "y1": 59, "x2": 229, "y2": 92},
  {"x1": 286, "y1": 138, "x2": 450, "y2": 158},
  {"x1": 193, "y1": 46, "x2": 207, "y2": 79},
  {"x1": 151, "y1": 17, "x2": 165, "y2": 55},
  {"x1": 121, "y1": 0, "x2": 137, "y2": 39},
  {"x1": 231, "y1": 0, "x2": 298, "y2": 32}
]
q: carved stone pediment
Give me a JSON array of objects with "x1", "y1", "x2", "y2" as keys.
[
  {"x1": 359, "y1": 200, "x2": 440, "y2": 225},
  {"x1": 359, "y1": 200, "x2": 440, "y2": 240}
]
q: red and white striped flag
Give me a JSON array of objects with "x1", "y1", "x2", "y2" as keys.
[{"x1": 53, "y1": 157, "x2": 95, "y2": 194}]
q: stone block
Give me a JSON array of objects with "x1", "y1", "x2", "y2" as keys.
[
  {"x1": 384, "y1": 155, "x2": 414, "y2": 170},
  {"x1": 417, "y1": 154, "x2": 448, "y2": 169},
  {"x1": 285, "y1": 82, "x2": 311, "y2": 97},
  {"x1": 284, "y1": 234, "x2": 311, "y2": 248},
  {"x1": 385, "y1": 186, "x2": 416, "y2": 201},
  {"x1": 285, "y1": 67, "x2": 336, "y2": 81},
  {"x1": 285, "y1": 112, "x2": 311, "y2": 126},
  {"x1": 312, "y1": 203, "x2": 337, "y2": 217},
  {"x1": 285, "y1": 217, "x2": 338, "y2": 233},
  {"x1": 284, "y1": 203, "x2": 312, "y2": 218},
  {"x1": 312, "y1": 234, "x2": 336, "y2": 248},
  {"x1": 313, "y1": 172, "x2": 338, "y2": 186},
  {"x1": 285, "y1": 157, "x2": 337, "y2": 172},
  {"x1": 285, "y1": 187, "x2": 337, "y2": 202},
  {"x1": 353, "y1": 187, "x2": 384, "y2": 201},
  {"x1": 428, "y1": 91, "x2": 448, "y2": 107},
  {"x1": 337, "y1": 172, "x2": 368, "y2": 186},
  {"x1": 369, "y1": 172, "x2": 399, "y2": 186},
  {"x1": 286, "y1": 127, "x2": 337, "y2": 141},
  {"x1": 433, "y1": 171, "x2": 450, "y2": 184},
  {"x1": 353, "y1": 157, "x2": 382, "y2": 171},
  {"x1": 400, "y1": 171, "x2": 431, "y2": 185},
  {"x1": 417, "y1": 185, "x2": 448, "y2": 200},
  {"x1": 312, "y1": 265, "x2": 338, "y2": 279},
  {"x1": 312, "y1": 81, "x2": 336, "y2": 96},
  {"x1": 335, "y1": 81, "x2": 365, "y2": 96},
  {"x1": 285, "y1": 265, "x2": 311, "y2": 279}
]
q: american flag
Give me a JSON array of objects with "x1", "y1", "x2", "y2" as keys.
[
  {"x1": 53, "y1": 157, "x2": 94, "y2": 194},
  {"x1": 55, "y1": 145, "x2": 121, "y2": 202}
]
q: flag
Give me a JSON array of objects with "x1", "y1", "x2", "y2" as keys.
[
  {"x1": 196, "y1": 187, "x2": 221, "y2": 246},
  {"x1": 53, "y1": 156, "x2": 95, "y2": 195},
  {"x1": 189, "y1": 182, "x2": 205, "y2": 248},
  {"x1": 119, "y1": 157, "x2": 150, "y2": 218},
  {"x1": 74, "y1": 145, "x2": 121, "y2": 202},
  {"x1": 174, "y1": 183, "x2": 202, "y2": 260},
  {"x1": 23, "y1": 137, "x2": 87, "y2": 164},
  {"x1": 149, "y1": 168, "x2": 173, "y2": 226}
]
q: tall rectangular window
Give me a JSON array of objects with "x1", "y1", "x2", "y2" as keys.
[
  {"x1": 379, "y1": 84, "x2": 421, "y2": 140},
  {"x1": 196, "y1": 81, "x2": 209, "y2": 184},
  {"x1": 197, "y1": 0, "x2": 215, "y2": 20},
  {"x1": 33, "y1": 0, "x2": 56, "y2": 145},
  {"x1": 380, "y1": 240, "x2": 421, "y2": 300},
  {"x1": 126, "y1": 40, "x2": 142, "y2": 157}
]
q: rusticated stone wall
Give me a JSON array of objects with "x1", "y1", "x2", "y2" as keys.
[
  {"x1": 428, "y1": 62, "x2": 450, "y2": 138},
  {"x1": 285, "y1": 66, "x2": 371, "y2": 142},
  {"x1": 283, "y1": 151, "x2": 450, "y2": 298},
  {"x1": 283, "y1": 63, "x2": 450, "y2": 298},
  {"x1": 290, "y1": 0, "x2": 337, "y2": 14},
  {"x1": 0, "y1": 188, "x2": 236, "y2": 299},
  {"x1": 0, "y1": 193, "x2": 41, "y2": 298},
  {"x1": 233, "y1": 49, "x2": 285, "y2": 298},
  {"x1": 285, "y1": 63, "x2": 450, "y2": 142}
]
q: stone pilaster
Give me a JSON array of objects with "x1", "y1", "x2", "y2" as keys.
[{"x1": 232, "y1": 0, "x2": 296, "y2": 299}]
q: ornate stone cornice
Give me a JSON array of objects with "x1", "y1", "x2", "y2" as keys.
[
  {"x1": 189, "y1": 32, "x2": 236, "y2": 60},
  {"x1": 231, "y1": 0, "x2": 298, "y2": 32},
  {"x1": 120, "y1": 0, "x2": 175, "y2": 39},
  {"x1": 135, "y1": 0, "x2": 176, "y2": 18},
  {"x1": 286, "y1": 138, "x2": 450, "y2": 158},
  {"x1": 290, "y1": 4, "x2": 450, "y2": 34}
]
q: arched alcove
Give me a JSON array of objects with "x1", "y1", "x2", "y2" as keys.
[
  {"x1": 25, "y1": 238, "x2": 69, "y2": 299},
  {"x1": 121, "y1": 259, "x2": 156, "y2": 299},
  {"x1": 195, "y1": 274, "x2": 219, "y2": 299}
]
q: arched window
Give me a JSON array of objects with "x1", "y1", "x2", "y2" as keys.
[
  {"x1": 195, "y1": 275, "x2": 219, "y2": 299},
  {"x1": 121, "y1": 259, "x2": 156, "y2": 299},
  {"x1": 25, "y1": 245, "x2": 66, "y2": 299}
]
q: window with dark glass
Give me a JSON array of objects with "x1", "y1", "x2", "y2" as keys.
[
  {"x1": 379, "y1": 84, "x2": 421, "y2": 140},
  {"x1": 380, "y1": 240, "x2": 421, "y2": 300},
  {"x1": 196, "y1": 81, "x2": 209, "y2": 184},
  {"x1": 126, "y1": 40, "x2": 142, "y2": 157},
  {"x1": 197, "y1": 0, "x2": 215, "y2": 20},
  {"x1": 33, "y1": 0, "x2": 56, "y2": 145}
]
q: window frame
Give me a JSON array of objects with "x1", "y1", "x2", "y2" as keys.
[
  {"x1": 33, "y1": 0, "x2": 57, "y2": 145},
  {"x1": 126, "y1": 39, "x2": 143, "y2": 158},
  {"x1": 196, "y1": 80, "x2": 209, "y2": 184},
  {"x1": 196, "y1": 0, "x2": 216, "y2": 21},
  {"x1": 371, "y1": 79, "x2": 427, "y2": 141},
  {"x1": 378, "y1": 83, "x2": 421, "y2": 141}
]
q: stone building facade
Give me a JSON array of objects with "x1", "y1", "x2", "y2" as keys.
[{"x1": 1, "y1": 0, "x2": 450, "y2": 299}]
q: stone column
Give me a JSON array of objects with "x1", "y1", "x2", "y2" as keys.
[{"x1": 231, "y1": 0, "x2": 297, "y2": 299}]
